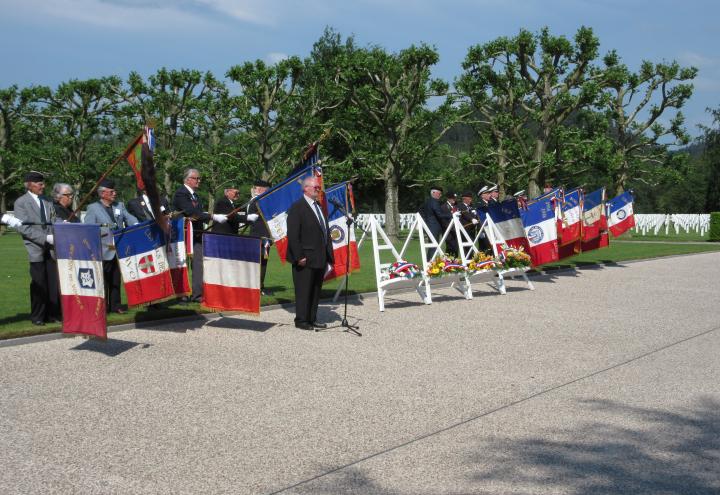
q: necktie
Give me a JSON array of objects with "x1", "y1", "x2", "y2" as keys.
[
  {"x1": 39, "y1": 197, "x2": 47, "y2": 225},
  {"x1": 313, "y1": 201, "x2": 326, "y2": 238}
]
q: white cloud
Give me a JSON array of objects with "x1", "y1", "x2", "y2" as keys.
[
  {"x1": 677, "y1": 51, "x2": 719, "y2": 68},
  {"x1": 265, "y1": 52, "x2": 288, "y2": 64}
]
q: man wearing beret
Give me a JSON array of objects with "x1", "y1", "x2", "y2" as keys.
[
  {"x1": 419, "y1": 186, "x2": 452, "y2": 260},
  {"x1": 458, "y1": 191, "x2": 480, "y2": 239},
  {"x1": 245, "y1": 179, "x2": 271, "y2": 294},
  {"x1": 14, "y1": 171, "x2": 60, "y2": 325},
  {"x1": 84, "y1": 178, "x2": 139, "y2": 313},
  {"x1": 441, "y1": 191, "x2": 459, "y2": 256}
]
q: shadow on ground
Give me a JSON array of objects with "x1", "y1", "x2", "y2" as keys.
[
  {"x1": 70, "y1": 337, "x2": 150, "y2": 357},
  {"x1": 280, "y1": 398, "x2": 720, "y2": 495}
]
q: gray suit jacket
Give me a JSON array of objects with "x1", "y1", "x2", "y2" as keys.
[
  {"x1": 14, "y1": 191, "x2": 55, "y2": 262},
  {"x1": 83, "y1": 201, "x2": 138, "y2": 260}
]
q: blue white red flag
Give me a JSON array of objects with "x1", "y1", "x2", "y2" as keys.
[
  {"x1": 54, "y1": 223, "x2": 106, "y2": 338},
  {"x1": 530, "y1": 188, "x2": 562, "y2": 204},
  {"x1": 520, "y1": 196, "x2": 559, "y2": 266},
  {"x1": 167, "y1": 217, "x2": 191, "y2": 296},
  {"x1": 559, "y1": 188, "x2": 583, "y2": 246},
  {"x1": 607, "y1": 191, "x2": 635, "y2": 237},
  {"x1": 114, "y1": 220, "x2": 175, "y2": 307},
  {"x1": 202, "y1": 233, "x2": 262, "y2": 313},
  {"x1": 255, "y1": 165, "x2": 323, "y2": 263},
  {"x1": 582, "y1": 187, "x2": 607, "y2": 241},
  {"x1": 486, "y1": 199, "x2": 530, "y2": 252},
  {"x1": 324, "y1": 181, "x2": 360, "y2": 281}
]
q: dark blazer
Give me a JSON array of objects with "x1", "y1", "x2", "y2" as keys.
[
  {"x1": 419, "y1": 197, "x2": 452, "y2": 236},
  {"x1": 247, "y1": 200, "x2": 270, "y2": 240},
  {"x1": 286, "y1": 197, "x2": 334, "y2": 269},
  {"x1": 172, "y1": 186, "x2": 210, "y2": 242},
  {"x1": 211, "y1": 196, "x2": 240, "y2": 235},
  {"x1": 53, "y1": 202, "x2": 80, "y2": 223},
  {"x1": 127, "y1": 195, "x2": 169, "y2": 222},
  {"x1": 457, "y1": 202, "x2": 479, "y2": 225}
]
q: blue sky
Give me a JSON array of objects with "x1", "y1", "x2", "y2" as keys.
[{"x1": 1, "y1": 0, "x2": 718, "y2": 137}]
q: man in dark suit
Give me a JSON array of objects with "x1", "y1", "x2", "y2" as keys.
[
  {"x1": 245, "y1": 179, "x2": 271, "y2": 294},
  {"x1": 211, "y1": 187, "x2": 242, "y2": 235},
  {"x1": 127, "y1": 188, "x2": 170, "y2": 222},
  {"x1": 441, "y1": 191, "x2": 459, "y2": 257},
  {"x1": 14, "y1": 171, "x2": 59, "y2": 325},
  {"x1": 458, "y1": 191, "x2": 480, "y2": 239},
  {"x1": 419, "y1": 186, "x2": 451, "y2": 259},
  {"x1": 172, "y1": 168, "x2": 228, "y2": 302},
  {"x1": 286, "y1": 176, "x2": 334, "y2": 331}
]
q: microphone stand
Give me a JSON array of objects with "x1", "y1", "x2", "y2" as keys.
[{"x1": 328, "y1": 199, "x2": 361, "y2": 337}]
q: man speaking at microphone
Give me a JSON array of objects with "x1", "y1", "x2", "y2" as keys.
[{"x1": 286, "y1": 176, "x2": 334, "y2": 331}]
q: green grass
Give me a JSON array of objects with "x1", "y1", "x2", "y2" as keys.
[{"x1": 1, "y1": 230, "x2": 719, "y2": 339}]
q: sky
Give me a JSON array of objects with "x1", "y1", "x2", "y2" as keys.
[{"x1": 1, "y1": 0, "x2": 719, "y2": 137}]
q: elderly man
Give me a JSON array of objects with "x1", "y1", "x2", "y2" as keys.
[
  {"x1": 84, "y1": 178, "x2": 138, "y2": 314},
  {"x1": 211, "y1": 187, "x2": 242, "y2": 235},
  {"x1": 246, "y1": 179, "x2": 271, "y2": 294},
  {"x1": 126, "y1": 187, "x2": 170, "y2": 222},
  {"x1": 286, "y1": 176, "x2": 334, "y2": 330},
  {"x1": 14, "y1": 171, "x2": 59, "y2": 325},
  {"x1": 172, "y1": 168, "x2": 227, "y2": 302},
  {"x1": 51, "y1": 183, "x2": 80, "y2": 222},
  {"x1": 419, "y1": 185, "x2": 451, "y2": 259}
]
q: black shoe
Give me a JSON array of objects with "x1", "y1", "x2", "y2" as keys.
[
  {"x1": 32, "y1": 320, "x2": 45, "y2": 326},
  {"x1": 295, "y1": 323, "x2": 314, "y2": 331},
  {"x1": 311, "y1": 322, "x2": 327, "y2": 329},
  {"x1": 261, "y1": 288, "x2": 273, "y2": 296}
]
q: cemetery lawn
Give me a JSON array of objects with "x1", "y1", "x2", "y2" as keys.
[{"x1": 1, "y1": 232, "x2": 719, "y2": 339}]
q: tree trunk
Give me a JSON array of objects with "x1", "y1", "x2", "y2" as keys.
[
  {"x1": 528, "y1": 135, "x2": 547, "y2": 197},
  {"x1": 614, "y1": 160, "x2": 628, "y2": 196},
  {"x1": 384, "y1": 168, "x2": 400, "y2": 242},
  {"x1": 496, "y1": 144, "x2": 507, "y2": 198}
]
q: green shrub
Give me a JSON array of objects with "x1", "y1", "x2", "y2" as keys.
[{"x1": 710, "y1": 212, "x2": 720, "y2": 242}]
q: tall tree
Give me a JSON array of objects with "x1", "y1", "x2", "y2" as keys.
[
  {"x1": 226, "y1": 57, "x2": 303, "y2": 181},
  {"x1": 119, "y1": 68, "x2": 211, "y2": 194},
  {"x1": 700, "y1": 106, "x2": 720, "y2": 212},
  {"x1": 601, "y1": 52, "x2": 696, "y2": 195},
  {"x1": 340, "y1": 44, "x2": 469, "y2": 239}
]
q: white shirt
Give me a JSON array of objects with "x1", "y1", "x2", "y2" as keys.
[{"x1": 304, "y1": 194, "x2": 325, "y2": 229}]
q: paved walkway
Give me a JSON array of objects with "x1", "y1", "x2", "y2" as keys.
[{"x1": 1, "y1": 252, "x2": 719, "y2": 494}]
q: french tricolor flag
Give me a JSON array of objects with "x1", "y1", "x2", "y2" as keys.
[
  {"x1": 559, "y1": 188, "x2": 583, "y2": 245},
  {"x1": 114, "y1": 220, "x2": 175, "y2": 307},
  {"x1": 168, "y1": 218, "x2": 191, "y2": 296},
  {"x1": 607, "y1": 191, "x2": 635, "y2": 237},
  {"x1": 202, "y1": 233, "x2": 262, "y2": 314},
  {"x1": 582, "y1": 187, "x2": 607, "y2": 241},
  {"x1": 520, "y1": 196, "x2": 559, "y2": 266},
  {"x1": 255, "y1": 165, "x2": 322, "y2": 263},
  {"x1": 487, "y1": 199, "x2": 530, "y2": 252},
  {"x1": 54, "y1": 223, "x2": 107, "y2": 339},
  {"x1": 324, "y1": 181, "x2": 360, "y2": 281}
]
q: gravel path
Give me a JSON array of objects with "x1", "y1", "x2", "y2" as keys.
[{"x1": 1, "y1": 252, "x2": 719, "y2": 494}]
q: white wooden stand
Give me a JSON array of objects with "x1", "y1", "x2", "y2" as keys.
[{"x1": 369, "y1": 214, "x2": 432, "y2": 311}]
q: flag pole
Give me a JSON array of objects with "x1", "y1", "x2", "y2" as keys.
[{"x1": 68, "y1": 130, "x2": 144, "y2": 222}]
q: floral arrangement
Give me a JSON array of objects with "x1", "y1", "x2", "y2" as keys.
[
  {"x1": 426, "y1": 255, "x2": 466, "y2": 278},
  {"x1": 467, "y1": 251, "x2": 500, "y2": 273},
  {"x1": 500, "y1": 246, "x2": 532, "y2": 269},
  {"x1": 382, "y1": 260, "x2": 420, "y2": 281}
]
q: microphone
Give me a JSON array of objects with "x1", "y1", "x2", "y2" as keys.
[{"x1": 328, "y1": 197, "x2": 354, "y2": 224}]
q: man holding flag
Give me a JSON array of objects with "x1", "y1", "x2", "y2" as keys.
[
  {"x1": 173, "y1": 168, "x2": 229, "y2": 303},
  {"x1": 286, "y1": 176, "x2": 334, "y2": 331}
]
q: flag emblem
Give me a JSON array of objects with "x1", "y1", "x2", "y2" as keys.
[
  {"x1": 138, "y1": 255, "x2": 156, "y2": 274},
  {"x1": 78, "y1": 268, "x2": 96, "y2": 289},
  {"x1": 617, "y1": 209, "x2": 627, "y2": 220},
  {"x1": 330, "y1": 225, "x2": 345, "y2": 243},
  {"x1": 527, "y1": 225, "x2": 544, "y2": 243}
]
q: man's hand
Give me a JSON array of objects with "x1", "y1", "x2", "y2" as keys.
[
  {"x1": 46, "y1": 234, "x2": 54, "y2": 245},
  {"x1": 212, "y1": 214, "x2": 228, "y2": 224},
  {"x1": 471, "y1": 218, "x2": 479, "y2": 225},
  {"x1": 247, "y1": 213, "x2": 259, "y2": 222},
  {"x1": 297, "y1": 257, "x2": 307, "y2": 267}
]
